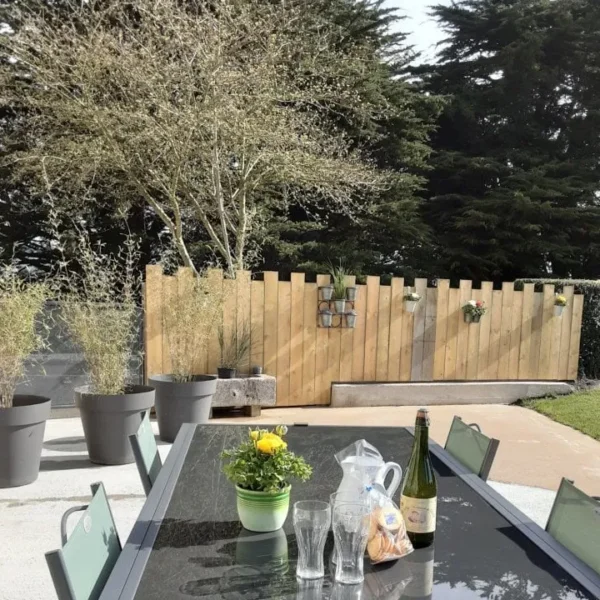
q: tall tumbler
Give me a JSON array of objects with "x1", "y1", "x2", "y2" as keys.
[
  {"x1": 332, "y1": 502, "x2": 371, "y2": 585},
  {"x1": 294, "y1": 500, "x2": 332, "y2": 579}
]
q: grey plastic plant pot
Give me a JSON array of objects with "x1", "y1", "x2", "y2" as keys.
[
  {"x1": 0, "y1": 395, "x2": 51, "y2": 488},
  {"x1": 150, "y1": 375, "x2": 217, "y2": 443},
  {"x1": 75, "y1": 385, "x2": 155, "y2": 465}
]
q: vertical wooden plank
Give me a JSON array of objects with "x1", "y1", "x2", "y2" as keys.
[
  {"x1": 538, "y1": 284, "x2": 555, "y2": 379},
  {"x1": 250, "y1": 280, "x2": 265, "y2": 373},
  {"x1": 529, "y1": 291, "x2": 544, "y2": 379},
  {"x1": 486, "y1": 290, "x2": 503, "y2": 379},
  {"x1": 387, "y1": 278, "x2": 404, "y2": 381},
  {"x1": 315, "y1": 275, "x2": 331, "y2": 403},
  {"x1": 376, "y1": 284, "x2": 391, "y2": 381},
  {"x1": 455, "y1": 280, "x2": 472, "y2": 380},
  {"x1": 421, "y1": 286, "x2": 437, "y2": 381},
  {"x1": 177, "y1": 268, "x2": 206, "y2": 376},
  {"x1": 364, "y1": 276, "x2": 380, "y2": 380},
  {"x1": 222, "y1": 277, "x2": 237, "y2": 375},
  {"x1": 400, "y1": 285, "x2": 415, "y2": 381},
  {"x1": 236, "y1": 270, "x2": 252, "y2": 375},
  {"x1": 476, "y1": 282, "x2": 493, "y2": 380},
  {"x1": 340, "y1": 276, "x2": 357, "y2": 382},
  {"x1": 411, "y1": 278, "x2": 429, "y2": 380},
  {"x1": 497, "y1": 282, "x2": 514, "y2": 379},
  {"x1": 289, "y1": 273, "x2": 305, "y2": 405},
  {"x1": 433, "y1": 280, "x2": 450, "y2": 380},
  {"x1": 351, "y1": 283, "x2": 367, "y2": 381},
  {"x1": 276, "y1": 281, "x2": 291, "y2": 406},
  {"x1": 206, "y1": 269, "x2": 224, "y2": 375},
  {"x1": 161, "y1": 274, "x2": 176, "y2": 376},
  {"x1": 508, "y1": 290, "x2": 523, "y2": 380},
  {"x1": 465, "y1": 287, "x2": 482, "y2": 380},
  {"x1": 144, "y1": 265, "x2": 163, "y2": 380},
  {"x1": 549, "y1": 289, "x2": 566, "y2": 380},
  {"x1": 558, "y1": 286, "x2": 575, "y2": 380},
  {"x1": 567, "y1": 294, "x2": 584, "y2": 380},
  {"x1": 518, "y1": 284, "x2": 535, "y2": 379},
  {"x1": 302, "y1": 282, "x2": 318, "y2": 404},
  {"x1": 263, "y1": 272, "x2": 279, "y2": 378},
  {"x1": 444, "y1": 287, "x2": 460, "y2": 380}
]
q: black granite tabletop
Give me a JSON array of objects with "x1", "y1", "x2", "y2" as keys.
[{"x1": 132, "y1": 425, "x2": 595, "y2": 600}]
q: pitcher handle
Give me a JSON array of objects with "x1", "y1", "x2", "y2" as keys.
[{"x1": 376, "y1": 462, "x2": 403, "y2": 498}]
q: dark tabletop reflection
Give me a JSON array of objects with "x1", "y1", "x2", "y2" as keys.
[{"x1": 133, "y1": 426, "x2": 595, "y2": 600}]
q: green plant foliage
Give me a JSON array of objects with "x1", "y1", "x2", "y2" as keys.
[
  {"x1": 218, "y1": 322, "x2": 252, "y2": 370},
  {"x1": 329, "y1": 263, "x2": 348, "y2": 300},
  {"x1": 517, "y1": 278, "x2": 600, "y2": 379},
  {"x1": 462, "y1": 300, "x2": 487, "y2": 318},
  {"x1": 0, "y1": 269, "x2": 49, "y2": 408},
  {"x1": 221, "y1": 426, "x2": 312, "y2": 493}
]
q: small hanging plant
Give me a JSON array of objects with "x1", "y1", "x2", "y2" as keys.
[
  {"x1": 403, "y1": 291, "x2": 421, "y2": 313},
  {"x1": 554, "y1": 294, "x2": 567, "y2": 316},
  {"x1": 462, "y1": 300, "x2": 487, "y2": 323}
]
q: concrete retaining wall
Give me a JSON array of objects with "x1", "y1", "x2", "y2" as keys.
[{"x1": 331, "y1": 381, "x2": 573, "y2": 408}]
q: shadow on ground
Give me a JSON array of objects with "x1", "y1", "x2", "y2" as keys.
[{"x1": 40, "y1": 455, "x2": 98, "y2": 471}]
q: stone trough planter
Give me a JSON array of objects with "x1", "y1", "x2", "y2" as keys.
[{"x1": 212, "y1": 374, "x2": 276, "y2": 417}]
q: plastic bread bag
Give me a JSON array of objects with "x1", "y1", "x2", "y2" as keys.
[{"x1": 366, "y1": 484, "x2": 414, "y2": 564}]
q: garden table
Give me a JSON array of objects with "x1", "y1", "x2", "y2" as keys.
[{"x1": 100, "y1": 424, "x2": 600, "y2": 600}]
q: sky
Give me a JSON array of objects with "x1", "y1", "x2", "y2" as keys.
[{"x1": 385, "y1": 0, "x2": 450, "y2": 60}]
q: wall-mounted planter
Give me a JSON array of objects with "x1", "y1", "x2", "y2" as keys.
[
  {"x1": 346, "y1": 311, "x2": 357, "y2": 328},
  {"x1": 404, "y1": 300, "x2": 418, "y2": 313},
  {"x1": 251, "y1": 365, "x2": 263, "y2": 377},
  {"x1": 346, "y1": 287, "x2": 357, "y2": 302},
  {"x1": 334, "y1": 299, "x2": 346, "y2": 314},
  {"x1": 319, "y1": 286, "x2": 333, "y2": 301},
  {"x1": 554, "y1": 305, "x2": 565, "y2": 317},
  {"x1": 464, "y1": 313, "x2": 481, "y2": 324},
  {"x1": 319, "y1": 310, "x2": 333, "y2": 328}
]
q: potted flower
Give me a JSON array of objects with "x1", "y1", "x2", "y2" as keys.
[
  {"x1": 403, "y1": 291, "x2": 421, "y2": 313},
  {"x1": 222, "y1": 426, "x2": 312, "y2": 532},
  {"x1": 62, "y1": 237, "x2": 155, "y2": 465},
  {"x1": 0, "y1": 269, "x2": 50, "y2": 487},
  {"x1": 462, "y1": 300, "x2": 487, "y2": 323},
  {"x1": 217, "y1": 323, "x2": 252, "y2": 379},
  {"x1": 150, "y1": 271, "x2": 223, "y2": 442},
  {"x1": 554, "y1": 294, "x2": 567, "y2": 317}
]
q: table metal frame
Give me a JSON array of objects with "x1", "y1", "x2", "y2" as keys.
[{"x1": 100, "y1": 423, "x2": 600, "y2": 600}]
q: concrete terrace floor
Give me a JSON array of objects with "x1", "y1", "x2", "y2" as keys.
[{"x1": 1, "y1": 404, "x2": 599, "y2": 600}]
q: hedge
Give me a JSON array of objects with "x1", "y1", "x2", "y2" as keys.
[{"x1": 516, "y1": 278, "x2": 600, "y2": 380}]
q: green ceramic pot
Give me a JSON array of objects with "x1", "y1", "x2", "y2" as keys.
[{"x1": 235, "y1": 485, "x2": 291, "y2": 532}]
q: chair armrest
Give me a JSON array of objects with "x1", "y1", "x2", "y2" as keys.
[{"x1": 60, "y1": 505, "x2": 89, "y2": 546}]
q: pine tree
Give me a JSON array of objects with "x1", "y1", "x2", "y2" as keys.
[{"x1": 420, "y1": 0, "x2": 600, "y2": 281}]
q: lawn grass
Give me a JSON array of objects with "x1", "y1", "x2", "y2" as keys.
[{"x1": 527, "y1": 387, "x2": 600, "y2": 441}]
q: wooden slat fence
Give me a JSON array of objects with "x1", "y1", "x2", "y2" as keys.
[{"x1": 145, "y1": 267, "x2": 584, "y2": 406}]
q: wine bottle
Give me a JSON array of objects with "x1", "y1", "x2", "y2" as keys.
[{"x1": 400, "y1": 408, "x2": 437, "y2": 548}]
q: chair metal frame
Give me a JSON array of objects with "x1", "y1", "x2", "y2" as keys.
[
  {"x1": 129, "y1": 411, "x2": 162, "y2": 496},
  {"x1": 45, "y1": 482, "x2": 122, "y2": 600},
  {"x1": 444, "y1": 415, "x2": 500, "y2": 481}
]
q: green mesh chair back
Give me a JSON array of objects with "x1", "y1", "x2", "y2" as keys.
[
  {"x1": 45, "y1": 482, "x2": 121, "y2": 600},
  {"x1": 129, "y1": 410, "x2": 162, "y2": 496},
  {"x1": 546, "y1": 478, "x2": 600, "y2": 574},
  {"x1": 444, "y1": 416, "x2": 500, "y2": 481}
]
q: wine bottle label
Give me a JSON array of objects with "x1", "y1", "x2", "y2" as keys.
[{"x1": 400, "y1": 495, "x2": 437, "y2": 534}]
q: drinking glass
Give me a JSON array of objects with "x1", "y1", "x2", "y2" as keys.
[
  {"x1": 330, "y1": 492, "x2": 355, "y2": 564},
  {"x1": 332, "y1": 502, "x2": 370, "y2": 585},
  {"x1": 293, "y1": 500, "x2": 331, "y2": 579}
]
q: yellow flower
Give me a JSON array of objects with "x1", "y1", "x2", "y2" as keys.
[
  {"x1": 256, "y1": 434, "x2": 287, "y2": 455},
  {"x1": 250, "y1": 430, "x2": 260, "y2": 441}
]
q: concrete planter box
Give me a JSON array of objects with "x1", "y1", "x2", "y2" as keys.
[{"x1": 331, "y1": 381, "x2": 574, "y2": 408}]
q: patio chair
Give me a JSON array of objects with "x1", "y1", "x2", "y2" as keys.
[
  {"x1": 45, "y1": 482, "x2": 122, "y2": 600},
  {"x1": 129, "y1": 410, "x2": 162, "y2": 496},
  {"x1": 444, "y1": 416, "x2": 499, "y2": 481},
  {"x1": 546, "y1": 478, "x2": 600, "y2": 575}
]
